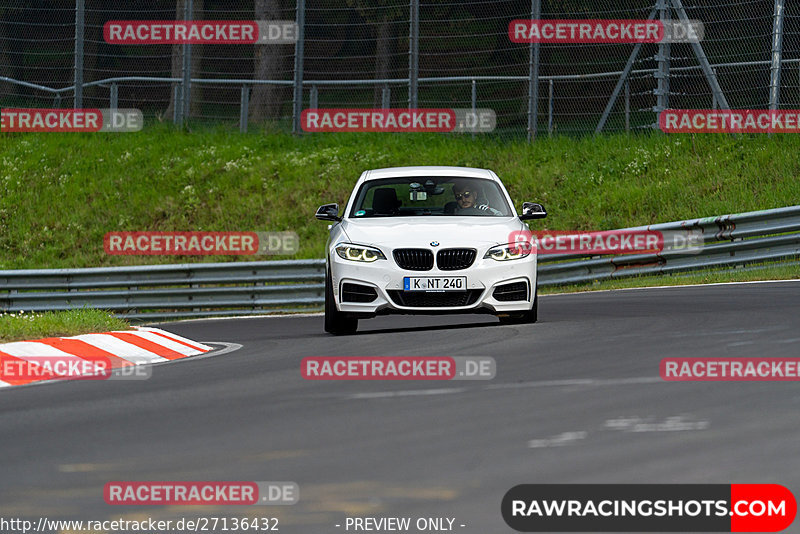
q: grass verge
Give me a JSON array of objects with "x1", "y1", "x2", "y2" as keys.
[
  {"x1": 2, "y1": 125, "x2": 800, "y2": 269},
  {"x1": 0, "y1": 308, "x2": 130, "y2": 343}
]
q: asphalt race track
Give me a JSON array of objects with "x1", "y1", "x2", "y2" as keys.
[{"x1": 1, "y1": 281, "x2": 799, "y2": 533}]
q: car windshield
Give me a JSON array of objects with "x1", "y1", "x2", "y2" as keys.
[{"x1": 349, "y1": 177, "x2": 513, "y2": 218}]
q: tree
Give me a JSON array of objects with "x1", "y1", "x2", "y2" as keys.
[
  {"x1": 347, "y1": 0, "x2": 404, "y2": 107},
  {"x1": 165, "y1": 0, "x2": 204, "y2": 120},
  {"x1": 0, "y1": 7, "x2": 22, "y2": 101},
  {"x1": 250, "y1": 0, "x2": 287, "y2": 122}
]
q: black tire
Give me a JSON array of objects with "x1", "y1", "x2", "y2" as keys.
[
  {"x1": 324, "y1": 270, "x2": 358, "y2": 335},
  {"x1": 498, "y1": 285, "x2": 538, "y2": 325}
]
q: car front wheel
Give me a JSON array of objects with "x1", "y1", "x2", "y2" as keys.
[
  {"x1": 324, "y1": 270, "x2": 358, "y2": 335},
  {"x1": 498, "y1": 285, "x2": 538, "y2": 325}
]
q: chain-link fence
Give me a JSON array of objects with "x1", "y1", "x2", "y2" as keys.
[{"x1": 0, "y1": 0, "x2": 797, "y2": 137}]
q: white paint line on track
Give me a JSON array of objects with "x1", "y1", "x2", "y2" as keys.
[
  {"x1": 528, "y1": 431, "x2": 588, "y2": 449},
  {"x1": 346, "y1": 376, "x2": 664, "y2": 401},
  {"x1": 605, "y1": 415, "x2": 710, "y2": 432},
  {"x1": 542, "y1": 278, "x2": 800, "y2": 297},
  {"x1": 485, "y1": 376, "x2": 663, "y2": 390},
  {"x1": 146, "y1": 313, "x2": 325, "y2": 324},
  {"x1": 348, "y1": 388, "x2": 467, "y2": 399}
]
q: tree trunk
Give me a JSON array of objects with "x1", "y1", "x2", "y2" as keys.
[
  {"x1": 0, "y1": 19, "x2": 15, "y2": 99},
  {"x1": 373, "y1": 14, "x2": 396, "y2": 107},
  {"x1": 250, "y1": 0, "x2": 285, "y2": 122},
  {"x1": 165, "y1": 0, "x2": 203, "y2": 120}
]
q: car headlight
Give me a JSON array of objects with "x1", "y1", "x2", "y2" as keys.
[
  {"x1": 335, "y1": 243, "x2": 386, "y2": 263},
  {"x1": 484, "y1": 243, "x2": 531, "y2": 261}
]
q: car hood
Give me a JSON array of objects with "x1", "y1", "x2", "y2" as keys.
[{"x1": 339, "y1": 217, "x2": 525, "y2": 249}]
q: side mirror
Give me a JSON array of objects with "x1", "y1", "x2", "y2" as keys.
[
  {"x1": 315, "y1": 203, "x2": 341, "y2": 222},
  {"x1": 519, "y1": 202, "x2": 547, "y2": 220}
]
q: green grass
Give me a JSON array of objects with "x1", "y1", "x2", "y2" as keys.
[
  {"x1": 1, "y1": 125, "x2": 800, "y2": 270},
  {"x1": 0, "y1": 308, "x2": 131, "y2": 343}
]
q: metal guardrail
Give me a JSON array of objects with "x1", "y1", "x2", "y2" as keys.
[{"x1": 1, "y1": 206, "x2": 799, "y2": 321}]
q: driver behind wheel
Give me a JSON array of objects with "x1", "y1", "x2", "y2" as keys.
[{"x1": 452, "y1": 179, "x2": 502, "y2": 215}]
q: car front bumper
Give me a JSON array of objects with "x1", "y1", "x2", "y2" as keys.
[{"x1": 330, "y1": 251, "x2": 537, "y2": 316}]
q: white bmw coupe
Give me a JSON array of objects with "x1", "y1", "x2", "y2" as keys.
[{"x1": 315, "y1": 166, "x2": 547, "y2": 334}]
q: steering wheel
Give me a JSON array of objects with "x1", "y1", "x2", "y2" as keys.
[{"x1": 457, "y1": 205, "x2": 498, "y2": 216}]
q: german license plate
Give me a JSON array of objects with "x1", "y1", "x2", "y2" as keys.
[{"x1": 403, "y1": 276, "x2": 466, "y2": 292}]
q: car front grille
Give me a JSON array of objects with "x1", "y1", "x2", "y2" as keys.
[
  {"x1": 436, "y1": 248, "x2": 477, "y2": 270},
  {"x1": 341, "y1": 283, "x2": 378, "y2": 303},
  {"x1": 493, "y1": 281, "x2": 529, "y2": 302},
  {"x1": 387, "y1": 289, "x2": 483, "y2": 308},
  {"x1": 393, "y1": 248, "x2": 434, "y2": 271}
]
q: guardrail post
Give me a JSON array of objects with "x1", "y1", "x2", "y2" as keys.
[
  {"x1": 239, "y1": 85, "x2": 249, "y2": 133},
  {"x1": 74, "y1": 0, "x2": 84, "y2": 108},
  {"x1": 110, "y1": 83, "x2": 118, "y2": 112},
  {"x1": 292, "y1": 0, "x2": 306, "y2": 134}
]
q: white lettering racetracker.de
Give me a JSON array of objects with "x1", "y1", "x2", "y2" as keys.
[
  {"x1": 511, "y1": 20, "x2": 661, "y2": 42},
  {"x1": 107, "y1": 483, "x2": 254, "y2": 503},
  {"x1": 302, "y1": 110, "x2": 454, "y2": 132},
  {"x1": 0, "y1": 109, "x2": 100, "y2": 131},
  {"x1": 342, "y1": 517, "x2": 458, "y2": 531},
  {"x1": 305, "y1": 359, "x2": 452, "y2": 378},
  {"x1": 105, "y1": 22, "x2": 256, "y2": 43}
]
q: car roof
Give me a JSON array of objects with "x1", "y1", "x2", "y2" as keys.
[{"x1": 363, "y1": 166, "x2": 496, "y2": 181}]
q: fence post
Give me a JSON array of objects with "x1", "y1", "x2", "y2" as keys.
[
  {"x1": 309, "y1": 85, "x2": 318, "y2": 109},
  {"x1": 382, "y1": 84, "x2": 391, "y2": 109},
  {"x1": 408, "y1": 0, "x2": 419, "y2": 108},
  {"x1": 110, "y1": 83, "x2": 118, "y2": 112},
  {"x1": 770, "y1": 0, "x2": 785, "y2": 111},
  {"x1": 239, "y1": 85, "x2": 249, "y2": 133},
  {"x1": 527, "y1": 0, "x2": 541, "y2": 141},
  {"x1": 173, "y1": 85, "x2": 181, "y2": 124},
  {"x1": 712, "y1": 68, "x2": 718, "y2": 109},
  {"x1": 180, "y1": 0, "x2": 193, "y2": 125},
  {"x1": 548, "y1": 79, "x2": 554, "y2": 136},
  {"x1": 624, "y1": 79, "x2": 630, "y2": 132},
  {"x1": 74, "y1": 0, "x2": 84, "y2": 108},
  {"x1": 655, "y1": 0, "x2": 670, "y2": 114},
  {"x1": 471, "y1": 78, "x2": 476, "y2": 138},
  {"x1": 292, "y1": 0, "x2": 306, "y2": 134}
]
